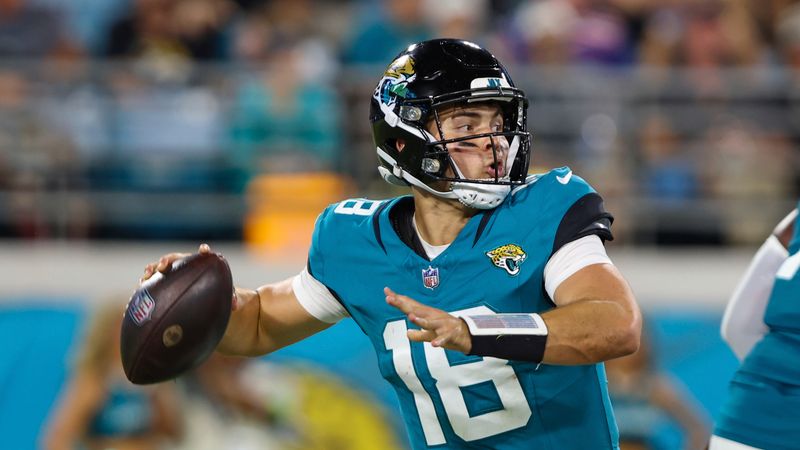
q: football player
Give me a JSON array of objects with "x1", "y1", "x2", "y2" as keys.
[
  {"x1": 710, "y1": 207, "x2": 799, "y2": 450},
  {"x1": 144, "y1": 39, "x2": 641, "y2": 449}
]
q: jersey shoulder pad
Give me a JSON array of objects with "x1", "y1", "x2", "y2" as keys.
[
  {"x1": 314, "y1": 198, "x2": 386, "y2": 243},
  {"x1": 309, "y1": 198, "x2": 388, "y2": 281},
  {"x1": 316, "y1": 198, "x2": 386, "y2": 233},
  {"x1": 509, "y1": 166, "x2": 595, "y2": 208}
]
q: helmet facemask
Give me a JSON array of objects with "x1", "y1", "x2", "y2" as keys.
[{"x1": 395, "y1": 89, "x2": 531, "y2": 209}]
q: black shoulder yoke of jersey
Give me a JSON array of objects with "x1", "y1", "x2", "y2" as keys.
[
  {"x1": 551, "y1": 193, "x2": 614, "y2": 255},
  {"x1": 387, "y1": 197, "x2": 428, "y2": 259}
]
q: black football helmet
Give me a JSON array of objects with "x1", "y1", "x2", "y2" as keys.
[{"x1": 370, "y1": 39, "x2": 531, "y2": 209}]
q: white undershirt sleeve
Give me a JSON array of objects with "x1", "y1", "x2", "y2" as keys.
[
  {"x1": 543, "y1": 235, "x2": 613, "y2": 304},
  {"x1": 291, "y1": 266, "x2": 349, "y2": 324},
  {"x1": 720, "y1": 235, "x2": 788, "y2": 361}
]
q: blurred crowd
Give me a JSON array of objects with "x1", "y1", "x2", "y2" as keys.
[
  {"x1": 0, "y1": 0, "x2": 799, "y2": 243},
  {"x1": 42, "y1": 300, "x2": 405, "y2": 450}
]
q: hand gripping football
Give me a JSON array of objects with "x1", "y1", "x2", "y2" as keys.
[{"x1": 121, "y1": 252, "x2": 233, "y2": 384}]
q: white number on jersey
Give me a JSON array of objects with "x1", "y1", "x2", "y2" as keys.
[
  {"x1": 383, "y1": 306, "x2": 532, "y2": 445},
  {"x1": 333, "y1": 199, "x2": 382, "y2": 216}
]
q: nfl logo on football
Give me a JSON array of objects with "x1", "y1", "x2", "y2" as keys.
[
  {"x1": 422, "y1": 266, "x2": 440, "y2": 290},
  {"x1": 128, "y1": 289, "x2": 156, "y2": 326}
]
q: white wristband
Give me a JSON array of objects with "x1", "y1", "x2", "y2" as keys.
[{"x1": 462, "y1": 313, "x2": 548, "y2": 336}]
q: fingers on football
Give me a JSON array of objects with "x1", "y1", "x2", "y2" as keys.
[
  {"x1": 199, "y1": 243, "x2": 211, "y2": 254},
  {"x1": 141, "y1": 263, "x2": 157, "y2": 282},
  {"x1": 155, "y1": 253, "x2": 190, "y2": 272},
  {"x1": 142, "y1": 252, "x2": 190, "y2": 281}
]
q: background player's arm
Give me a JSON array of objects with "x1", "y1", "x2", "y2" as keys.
[
  {"x1": 217, "y1": 281, "x2": 332, "y2": 356},
  {"x1": 720, "y1": 208, "x2": 796, "y2": 360},
  {"x1": 773, "y1": 208, "x2": 797, "y2": 248},
  {"x1": 543, "y1": 262, "x2": 641, "y2": 364}
]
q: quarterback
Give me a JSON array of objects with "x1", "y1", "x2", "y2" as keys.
[{"x1": 144, "y1": 39, "x2": 641, "y2": 449}]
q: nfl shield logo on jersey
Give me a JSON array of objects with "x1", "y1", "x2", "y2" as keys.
[{"x1": 421, "y1": 266, "x2": 440, "y2": 289}]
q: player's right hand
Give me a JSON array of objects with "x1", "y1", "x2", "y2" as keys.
[
  {"x1": 140, "y1": 244, "x2": 242, "y2": 311},
  {"x1": 140, "y1": 243, "x2": 211, "y2": 282}
]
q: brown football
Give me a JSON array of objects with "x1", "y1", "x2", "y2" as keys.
[{"x1": 121, "y1": 252, "x2": 233, "y2": 384}]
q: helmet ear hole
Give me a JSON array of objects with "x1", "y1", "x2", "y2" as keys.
[{"x1": 395, "y1": 139, "x2": 406, "y2": 152}]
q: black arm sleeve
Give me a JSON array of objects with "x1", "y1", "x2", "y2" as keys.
[{"x1": 551, "y1": 193, "x2": 614, "y2": 256}]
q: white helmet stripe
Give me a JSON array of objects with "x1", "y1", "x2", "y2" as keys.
[
  {"x1": 377, "y1": 95, "x2": 436, "y2": 142},
  {"x1": 376, "y1": 147, "x2": 457, "y2": 199}
]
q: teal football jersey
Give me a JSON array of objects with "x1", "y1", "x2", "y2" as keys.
[
  {"x1": 307, "y1": 168, "x2": 619, "y2": 449},
  {"x1": 715, "y1": 200, "x2": 800, "y2": 449},
  {"x1": 740, "y1": 200, "x2": 800, "y2": 384}
]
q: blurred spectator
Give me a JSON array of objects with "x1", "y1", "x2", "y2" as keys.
[
  {"x1": 638, "y1": 8, "x2": 684, "y2": 67},
  {"x1": 0, "y1": 69, "x2": 90, "y2": 239},
  {"x1": 103, "y1": 0, "x2": 194, "y2": 82},
  {"x1": 38, "y1": 53, "x2": 112, "y2": 160},
  {"x1": 33, "y1": 0, "x2": 131, "y2": 54},
  {"x1": 343, "y1": 0, "x2": 432, "y2": 64},
  {"x1": 632, "y1": 112, "x2": 727, "y2": 245},
  {"x1": 227, "y1": 42, "x2": 341, "y2": 190},
  {"x1": 717, "y1": 0, "x2": 764, "y2": 67},
  {"x1": 777, "y1": 2, "x2": 800, "y2": 69},
  {"x1": 606, "y1": 325, "x2": 711, "y2": 450},
  {"x1": 637, "y1": 113, "x2": 702, "y2": 202},
  {"x1": 512, "y1": 0, "x2": 635, "y2": 66},
  {"x1": 176, "y1": 354, "x2": 289, "y2": 450},
  {"x1": 103, "y1": 0, "x2": 236, "y2": 84},
  {"x1": 0, "y1": 0, "x2": 80, "y2": 58},
  {"x1": 680, "y1": 0, "x2": 765, "y2": 97},
  {"x1": 0, "y1": 70, "x2": 44, "y2": 237},
  {"x1": 421, "y1": 0, "x2": 489, "y2": 43},
  {"x1": 175, "y1": 354, "x2": 405, "y2": 450},
  {"x1": 110, "y1": 75, "x2": 222, "y2": 160},
  {"x1": 777, "y1": 3, "x2": 800, "y2": 166},
  {"x1": 105, "y1": 0, "x2": 234, "y2": 61},
  {"x1": 42, "y1": 299, "x2": 182, "y2": 450},
  {"x1": 702, "y1": 117, "x2": 794, "y2": 243},
  {"x1": 170, "y1": 0, "x2": 236, "y2": 60},
  {"x1": 229, "y1": 0, "x2": 339, "y2": 79},
  {"x1": 512, "y1": 0, "x2": 577, "y2": 65}
]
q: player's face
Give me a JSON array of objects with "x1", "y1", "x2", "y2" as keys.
[{"x1": 428, "y1": 102, "x2": 509, "y2": 180}]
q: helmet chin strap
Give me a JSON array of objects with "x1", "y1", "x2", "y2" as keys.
[
  {"x1": 451, "y1": 182, "x2": 510, "y2": 209},
  {"x1": 377, "y1": 146, "x2": 512, "y2": 210},
  {"x1": 392, "y1": 164, "x2": 510, "y2": 210},
  {"x1": 445, "y1": 157, "x2": 510, "y2": 209}
]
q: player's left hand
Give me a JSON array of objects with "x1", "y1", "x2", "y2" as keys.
[{"x1": 385, "y1": 287, "x2": 472, "y2": 354}]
